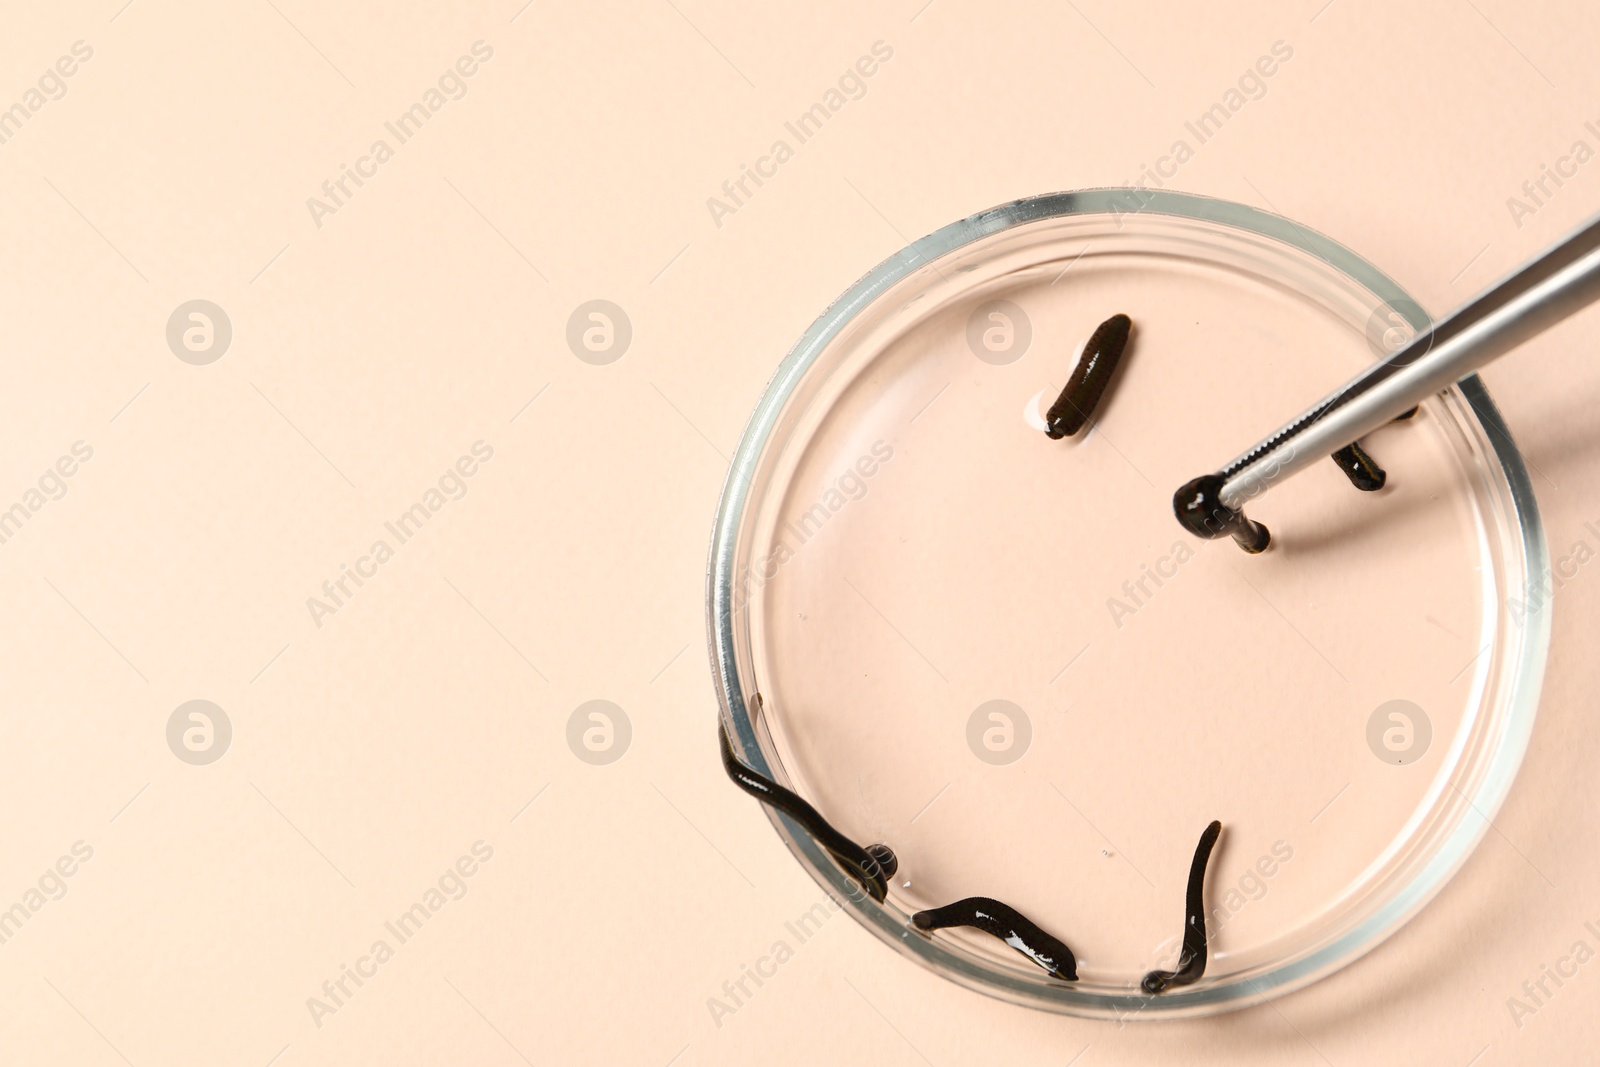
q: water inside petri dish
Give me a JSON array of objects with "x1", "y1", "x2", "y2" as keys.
[{"x1": 746, "y1": 250, "x2": 1487, "y2": 986}]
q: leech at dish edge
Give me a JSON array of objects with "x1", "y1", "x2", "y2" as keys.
[{"x1": 718, "y1": 715, "x2": 897, "y2": 902}]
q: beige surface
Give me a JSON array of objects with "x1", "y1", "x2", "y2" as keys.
[{"x1": 1, "y1": 1, "x2": 1599, "y2": 1064}]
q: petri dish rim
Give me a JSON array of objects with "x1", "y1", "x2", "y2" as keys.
[{"x1": 705, "y1": 188, "x2": 1551, "y2": 1018}]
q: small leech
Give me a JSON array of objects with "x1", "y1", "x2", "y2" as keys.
[
  {"x1": 1331, "y1": 441, "x2": 1386, "y2": 492},
  {"x1": 912, "y1": 897, "x2": 1078, "y2": 981},
  {"x1": 1329, "y1": 407, "x2": 1418, "y2": 492},
  {"x1": 1045, "y1": 313, "x2": 1132, "y2": 439},
  {"x1": 718, "y1": 721, "x2": 898, "y2": 902},
  {"x1": 1141, "y1": 820, "x2": 1222, "y2": 995}
]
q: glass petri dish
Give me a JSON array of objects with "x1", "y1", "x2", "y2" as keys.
[{"x1": 706, "y1": 190, "x2": 1549, "y2": 1018}]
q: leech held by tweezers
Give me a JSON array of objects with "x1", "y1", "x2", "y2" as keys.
[
  {"x1": 1046, "y1": 313, "x2": 1132, "y2": 439},
  {"x1": 1141, "y1": 820, "x2": 1222, "y2": 994},
  {"x1": 912, "y1": 897, "x2": 1078, "y2": 981},
  {"x1": 718, "y1": 720, "x2": 898, "y2": 901},
  {"x1": 1174, "y1": 475, "x2": 1270, "y2": 553}
]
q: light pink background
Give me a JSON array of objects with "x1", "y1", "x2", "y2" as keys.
[{"x1": 1, "y1": 1, "x2": 1598, "y2": 1064}]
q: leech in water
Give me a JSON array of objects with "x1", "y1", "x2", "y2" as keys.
[
  {"x1": 913, "y1": 897, "x2": 1078, "y2": 981},
  {"x1": 1331, "y1": 440, "x2": 1386, "y2": 492},
  {"x1": 1045, "y1": 313, "x2": 1132, "y2": 439},
  {"x1": 1141, "y1": 820, "x2": 1222, "y2": 994},
  {"x1": 718, "y1": 720, "x2": 898, "y2": 901},
  {"x1": 1329, "y1": 407, "x2": 1417, "y2": 491}
]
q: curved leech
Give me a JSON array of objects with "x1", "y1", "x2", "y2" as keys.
[
  {"x1": 718, "y1": 721, "x2": 897, "y2": 902},
  {"x1": 912, "y1": 897, "x2": 1078, "y2": 981},
  {"x1": 1141, "y1": 820, "x2": 1222, "y2": 995},
  {"x1": 1329, "y1": 407, "x2": 1417, "y2": 491},
  {"x1": 1045, "y1": 313, "x2": 1132, "y2": 439}
]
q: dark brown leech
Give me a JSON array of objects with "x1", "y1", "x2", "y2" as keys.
[
  {"x1": 1046, "y1": 313, "x2": 1132, "y2": 439},
  {"x1": 1141, "y1": 820, "x2": 1222, "y2": 994},
  {"x1": 718, "y1": 721, "x2": 898, "y2": 901},
  {"x1": 1173, "y1": 474, "x2": 1270, "y2": 554},
  {"x1": 1330, "y1": 409, "x2": 1416, "y2": 490},
  {"x1": 913, "y1": 897, "x2": 1078, "y2": 981},
  {"x1": 1330, "y1": 441, "x2": 1387, "y2": 492}
]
